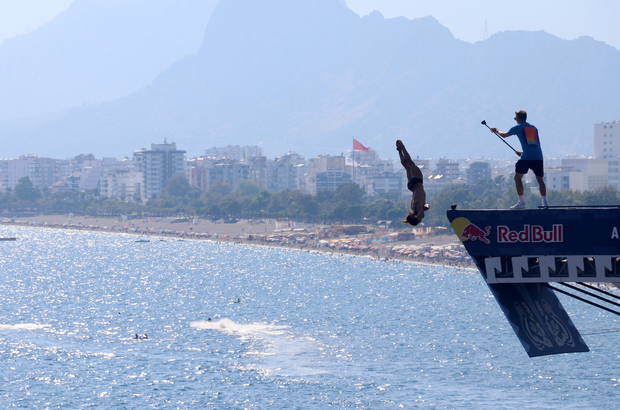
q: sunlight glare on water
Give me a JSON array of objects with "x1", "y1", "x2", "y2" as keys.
[{"x1": 0, "y1": 226, "x2": 619, "y2": 408}]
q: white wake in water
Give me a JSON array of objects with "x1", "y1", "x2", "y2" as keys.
[
  {"x1": 191, "y1": 318, "x2": 345, "y2": 379},
  {"x1": 190, "y1": 318, "x2": 290, "y2": 336},
  {"x1": 0, "y1": 324, "x2": 50, "y2": 331}
]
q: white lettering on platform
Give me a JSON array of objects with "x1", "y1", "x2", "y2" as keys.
[
  {"x1": 612, "y1": 227, "x2": 619, "y2": 239},
  {"x1": 497, "y1": 225, "x2": 563, "y2": 244}
]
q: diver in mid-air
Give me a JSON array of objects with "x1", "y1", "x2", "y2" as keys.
[{"x1": 396, "y1": 139, "x2": 429, "y2": 226}]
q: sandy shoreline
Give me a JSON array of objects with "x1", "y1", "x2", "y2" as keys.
[{"x1": 1, "y1": 214, "x2": 475, "y2": 269}]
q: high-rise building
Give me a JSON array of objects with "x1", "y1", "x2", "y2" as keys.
[
  {"x1": 246, "y1": 155, "x2": 267, "y2": 189},
  {"x1": 29, "y1": 157, "x2": 60, "y2": 190},
  {"x1": 133, "y1": 141, "x2": 186, "y2": 200},
  {"x1": 435, "y1": 159, "x2": 461, "y2": 182},
  {"x1": 593, "y1": 120, "x2": 620, "y2": 189},
  {"x1": 0, "y1": 155, "x2": 61, "y2": 192},
  {"x1": 0, "y1": 156, "x2": 36, "y2": 192},
  {"x1": 208, "y1": 159, "x2": 250, "y2": 190},
  {"x1": 594, "y1": 120, "x2": 619, "y2": 159},
  {"x1": 466, "y1": 162, "x2": 491, "y2": 185},
  {"x1": 266, "y1": 153, "x2": 304, "y2": 192}
]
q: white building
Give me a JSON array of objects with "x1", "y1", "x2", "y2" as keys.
[
  {"x1": 187, "y1": 157, "x2": 211, "y2": 192},
  {"x1": 544, "y1": 166, "x2": 572, "y2": 191},
  {"x1": 594, "y1": 120, "x2": 620, "y2": 159},
  {"x1": 303, "y1": 155, "x2": 350, "y2": 194},
  {"x1": 101, "y1": 170, "x2": 143, "y2": 201},
  {"x1": 186, "y1": 157, "x2": 252, "y2": 192},
  {"x1": 593, "y1": 120, "x2": 620, "y2": 189},
  {"x1": 204, "y1": 145, "x2": 262, "y2": 160},
  {"x1": 0, "y1": 155, "x2": 61, "y2": 192},
  {"x1": 72, "y1": 157, "x2": 135, "y2": 193},
  {"x1": 208, "y1": 159, "x2": 250, "y2": 190},
  {"x1": 368, "y1": 171, "x2": 403, "y2": 195},
  {"x1": 546, "y1": 158, "x2": 609, "y2": 191},
  {"x1": 133, "y1": 141, "x2": 186, "y2": 200},
  {"x1": 0, "y1": 156, "x2": 37, "y2": 192},
  {"x1": 266, "y1": 153, "x2": 304, "y2": 193}
]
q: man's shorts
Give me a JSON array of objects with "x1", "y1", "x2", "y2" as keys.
[
  {"x1": 407, "y1": 177, "x2": 424, "y2": 191},
  {"x1": 515, "y1": 160, "x2": 544, "y2": 177}
]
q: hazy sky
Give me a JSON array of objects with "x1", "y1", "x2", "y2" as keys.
[
  {"x1": 0, "y1": 0, "x2": 73, "y2": 44},
  {"x1": 345, "y1": 0, "x2": 620, "y2": 50},
  {"x1": 1, "y1": 0, "x2": 619, "y2": 51}
]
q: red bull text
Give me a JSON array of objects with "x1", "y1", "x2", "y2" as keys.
[{"x1": 497, "y1": 224, "x2": 563, "y2": 244}]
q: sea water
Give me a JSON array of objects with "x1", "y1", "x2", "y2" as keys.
[{"x1": 0, "y1": 226, "x2": 619, "y2": 409}]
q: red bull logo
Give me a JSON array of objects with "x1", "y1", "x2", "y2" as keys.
[
  {"x1": 451, "y1": 217, "x2": 491, "y2": 244},
  {"x1": 497, "y1": 224, "x2": 563, "y2": 243}
]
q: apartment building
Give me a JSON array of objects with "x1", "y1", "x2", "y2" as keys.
[
  {"x1": 466, "y1": 162, "x2": 491, "y2": 185},
  {"x1": 133, "y1": 141, "x2": 186, "y2": 200},
  {"x1": 594, "y1": 120, "x2": 619, "y2": 159},
  {"x1": 204, "y1": 145, "x2": 262, "y2": 160},
  {"x1": 0, "y1": 155, "x2": 61, "y2": 192},
  {"x1": 101, "y1": 170, "x2": 143, "y2": 201},
  {"x1": 266, "y1": 153, "x2": 304, "y2": 193}
]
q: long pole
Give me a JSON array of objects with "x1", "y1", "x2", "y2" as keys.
[{"x1": 481, "y1": 120, "x2": 518, "y2": 154}]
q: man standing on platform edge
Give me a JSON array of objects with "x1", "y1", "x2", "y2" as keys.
[{"x1": 490, "y1": 110, "x2": 548, "y2": 209}]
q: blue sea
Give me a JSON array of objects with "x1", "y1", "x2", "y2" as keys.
[{"x1": 1, "y1": 226, "x2": 619, "y2": 409}]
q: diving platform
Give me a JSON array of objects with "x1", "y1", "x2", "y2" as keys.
[
  {"x1": 447, "y1": 206, "x2": 620, "y2": 357},
  {"x1": 447, "y1": 206, "x2": 620, "y2": 283}
]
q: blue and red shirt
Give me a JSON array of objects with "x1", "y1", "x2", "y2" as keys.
[{"x1": 507, "y1": 122, "x2": 544, "y2": 161}]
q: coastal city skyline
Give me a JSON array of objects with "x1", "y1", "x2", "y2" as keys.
[{"x1": 1, "y1": 118, "x2": 617, "y2": 203}]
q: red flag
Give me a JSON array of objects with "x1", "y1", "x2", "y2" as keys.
[{"x1": 353, "y1": 138, "x2": 369, "y2": 152}]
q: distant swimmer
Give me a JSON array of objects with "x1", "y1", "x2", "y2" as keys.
[
  {"x1": 396, "y1": 140, "x2": 429, "y2": 226},
  {"x1": 235, "y1": 298, "x2": 241, "y2": 303},
  {"x1": 207, "y1": 318, "x2": 212, "y2": 322},
  {"x1": 135, "y1": 333, "x2": 139, "y2": 339}
]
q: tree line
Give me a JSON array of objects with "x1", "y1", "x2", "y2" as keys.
[{"x1": 2, "y1": 175, "x2": 620, "y2": 226}]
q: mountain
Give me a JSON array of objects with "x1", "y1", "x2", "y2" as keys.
[
  {"x1": 1, "y1": 0, "x2": 619, "y2": 161},
  {"x1": 0, "y1": 0, "x2": 218, "y2": 122}
]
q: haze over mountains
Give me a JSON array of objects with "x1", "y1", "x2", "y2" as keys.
[
  {"x1": 1, "y1": 0, "x2": 618, "y2": 161},
  {"x1": 0, "y1": 0, "x2": 218, "y2": 122}
]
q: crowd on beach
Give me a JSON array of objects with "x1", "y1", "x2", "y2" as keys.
[{"x1": 1, "y1": 216, "x2": 475, "y2": 268}]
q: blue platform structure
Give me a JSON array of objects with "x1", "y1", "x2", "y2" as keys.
[{"x1": 447, "y1": 206, "x2": 620, "y2": 357}]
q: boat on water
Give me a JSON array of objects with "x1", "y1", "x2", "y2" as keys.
[
  {"x1": 0, "y1": 237, "x2": 17, "y2": 241},
  {"x1": 447, "y1": 205, "x2": 620, "y2": 357},
  {"x1": 135, "y1": 238, "x2": 150, "y2": 243}
]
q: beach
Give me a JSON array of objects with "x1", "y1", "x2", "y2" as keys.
[{"x1": 1, "y1": 214, "x2": 473, "y2": 268}]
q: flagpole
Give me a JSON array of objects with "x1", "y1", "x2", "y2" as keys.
[{"x1": 352, "y1": 137, "x2": 355, "y2": 185}]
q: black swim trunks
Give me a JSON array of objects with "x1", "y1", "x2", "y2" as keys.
[
  {"x1": 515, "y1": 160, "x2": 544, "y2": 177},
  {"x1": 407, "y1": 177, "x2": 423, "y2": 191}
]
